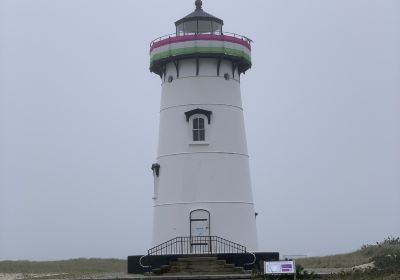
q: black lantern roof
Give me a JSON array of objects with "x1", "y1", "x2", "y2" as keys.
[{"x1": 175, "y1": 0, "x2": 223, "y2": 26}]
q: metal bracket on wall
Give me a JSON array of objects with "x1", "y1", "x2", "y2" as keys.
[
  {"x1": 151, "y1": 163, "x2": 160, "y2": 177},
  {"x1": 196, "y1": 57, "x2": 200, "y2": 76},
  {"x1": 232, "y1": 61, "x2": 237, "y2": 79},
  {"x1": 217, "y1": 57, "x2": 222, "y2": 76},
  {"x1": 162, "y1": 65, "x2": 167, "y2": 82},
  {"x1": 173, "y1": 61, "x2": 180, "y2": 78}
]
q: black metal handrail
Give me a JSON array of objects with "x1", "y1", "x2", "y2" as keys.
[
  {"x1": 148, "y1": 236, "x2": 247, "y2": 256},
  {"x1": 139, "y1": 236, "x2": 256, "y2": 269}
]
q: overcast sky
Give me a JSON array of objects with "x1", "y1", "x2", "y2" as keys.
[{"x1": 0, "y1": 0, "x2": 399, "y2": 261}]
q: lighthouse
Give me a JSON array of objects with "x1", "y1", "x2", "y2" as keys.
[{"x1": 150, "y1": 0, "x2": 258, "y2": 252}]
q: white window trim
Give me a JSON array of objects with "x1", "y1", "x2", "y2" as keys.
[
  {"x1": 188, "y1": 114, "x2": 210, "y2": 145},
  {"x1": 189, "y1": 141, "x2": 210, "y2": 146}
]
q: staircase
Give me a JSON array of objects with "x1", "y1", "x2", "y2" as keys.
[
  {"x1": 139, "y1": 236, "x2": 255, "y2": 278},
  {"x1": 152, "y1": 256, "x2": 252, "y2": 276}
]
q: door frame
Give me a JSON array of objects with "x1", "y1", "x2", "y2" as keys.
[
  {"x1": 189, "y1": 209, "x2": 211, "y2": 254},
  {"x1": 189, "y1": 209, "x2": 211, "y2": 237}
]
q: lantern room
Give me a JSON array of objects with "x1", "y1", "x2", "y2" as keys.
[{"x1": 175, "y1": 0, "x2": 223, "y2": 35}]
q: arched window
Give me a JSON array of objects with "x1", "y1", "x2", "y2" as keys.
[
  {"x1": 193, "y1": 117, "x2": 205, "y2": 141},
  {"x1": 185, "y1": 108, "x2": 212, "y2": 143}
]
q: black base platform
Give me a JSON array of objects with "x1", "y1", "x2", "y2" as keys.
[{"x1": 127, "y1": 252, "x2": 279, "y2": 274}]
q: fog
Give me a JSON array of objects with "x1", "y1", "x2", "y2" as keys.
[{"x1": 0, "y1": 0, "x2": 399, "y2": 260}]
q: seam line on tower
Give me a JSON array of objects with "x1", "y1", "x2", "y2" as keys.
[
  {"x1": 154, "y1": 201, "x2": 255, "y2": 207},
  {"x1": 157, "y1": 151, "x2": 249, "y2": 159}
]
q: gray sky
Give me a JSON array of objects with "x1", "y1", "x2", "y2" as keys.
[{"x1": 0, "y1": 0, "x2": 399, "y2": 261}]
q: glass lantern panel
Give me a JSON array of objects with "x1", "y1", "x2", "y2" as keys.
[
  {"x1": 184, "y1": 21, "x2": 197, "y2": 35},
  {"x1": 198, "y1": 20, "x2": 212, "y2": 34},
  {"x1": 177, "y1": 23, "x2": 184, "y2": 36},
  {"x1": 211, "y1": 22, "x2": 222, "y2": 35},
  {"x1": 198, "y1": 118, "x2": 205, "y2": 129}
]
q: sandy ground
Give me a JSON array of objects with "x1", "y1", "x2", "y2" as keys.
[
  {"x1": 0, "y1": 274, "x2": 75, "y2": 280},
  {"x1": 0, "y1": 274, "x2": 21, "y2": 280},
  {"x1": 0, "y1": 262, "x2": 376, "y2": 279},
  {"x1": 0, "y1": 273, "x2": 136, "y2": 280},
  {"x1": 305, "y1": 261, "x2": 375, "y2": 275},
  {"x1": 0, "y1": 274, "x2": 249, "y2": 280}
]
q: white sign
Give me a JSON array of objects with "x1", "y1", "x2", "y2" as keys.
[{"x1": 265, "y1": 261, "x2": 296, "y2": 275}]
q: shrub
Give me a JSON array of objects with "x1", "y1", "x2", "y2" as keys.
[{"x1": 373, "y1": 254, "x2": 400, "y2": 274}]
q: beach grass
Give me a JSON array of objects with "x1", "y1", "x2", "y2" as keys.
[
  {"x1": 297, "y1": 238, "x2": 400, "y2": 269},
  {"x1": 0, "y1": 258, "x2": 126, "y2": 274}
]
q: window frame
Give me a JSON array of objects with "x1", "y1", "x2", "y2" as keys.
[
  {"x1": 176, "y1": 20, "x2": 224, "y2": 35},
  {"x1": 188, "y1": 113, "x2": 210, "y2": 145},
  {"x1": 185, "y1": 109, "x2": 212, "y2": 146},
  {"x1": 192, "y1": 117, "x2": 206, "y2": 142}
]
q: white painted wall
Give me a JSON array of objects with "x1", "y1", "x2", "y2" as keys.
[{"x1": 152, "y1": 58, "x2": 258, "y2": 251}]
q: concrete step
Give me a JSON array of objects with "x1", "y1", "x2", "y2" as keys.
[
  {"x1": 167, "y1": 267, "x2": 247, "y2": 274},
  {"x1": 170, "y1": 263, "x2": 229, "y2": 268},
  {"x1": 169, "y1": 262, "x2": 245, "y2": 269},
  {"x1": 177, "y1": 257, "x2": 218, "y2": 262},
  {"x1": 153, "y1": 256, "x2": 249, "y2": 276},
  {"x1": 144, "y1": 275, "x2": 252, "y2": 280},
  {"x1": 162, "y1": 271, "x2": 250, "y2": 276},
  {"x1": 171, "y1": 262, "x2": 217, "y2": 266}
]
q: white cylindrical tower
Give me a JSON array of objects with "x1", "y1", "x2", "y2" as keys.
[{"x1": 150, "y1": 1, "x2": 258, "y2": 251}]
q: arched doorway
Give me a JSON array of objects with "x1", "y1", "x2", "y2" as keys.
[{"x1": 190, "y1": 209, "x2": 211, "y2": 253}]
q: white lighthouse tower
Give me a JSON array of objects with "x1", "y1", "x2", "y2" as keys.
[{"x1": 150, "y1": 0, "x2": 258, "y2": 252}]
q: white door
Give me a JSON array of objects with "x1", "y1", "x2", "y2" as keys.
[
  {"x1": 191, "y1": 220, "x2": 209, "y2": 236},
  {"x1": 190, "y1": 210, "x2": 210, "y2": 253}
]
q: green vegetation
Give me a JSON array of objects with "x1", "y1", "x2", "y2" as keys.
[
  {"x1": 327, "y1": 272, "x2": 400, "y2": 280},
  {"x1": 297, "y1": 236, "x2": 400, "y2": 269},
  {"x1": 0, "y1": 258, "x2": 126, "y2": 274},
  {"x1": 2, "y1": 237, "x2": 399, "y2": 280},
  {"x1": 297, "y1": 237, "x2": 400, "y2": 280}
]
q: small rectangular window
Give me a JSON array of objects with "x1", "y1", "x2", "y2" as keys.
[
  {"x1": 198, "y1": 118, "x2": 204, "y2": 129},
  {"x1": 193, "y1": 131, "x2": 197, "y2": 141},
  {"x1": 193, "y1": 118, "x2": 206, "y2": 142},
  {"x1": 199, "y1": 130, "x2": 205, "y2": 141}
]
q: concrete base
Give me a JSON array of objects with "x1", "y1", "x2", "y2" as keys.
[
  {"x1": 111, "y1": 275, "x2": 252, "y2": 280},
  {"x1": 127, "y1": 252, "x2": 279, "y2": 274},
  {"x1": 64, "y1": 274, "x2": 252, "y2": 280}
]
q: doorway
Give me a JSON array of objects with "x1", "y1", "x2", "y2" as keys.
[{"x1": 190, "y1": 209, "x2": 211, "y2": 254}]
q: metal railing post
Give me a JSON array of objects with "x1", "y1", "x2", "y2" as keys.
[{"x1": 209, "y1": 236, "x2": 212, "y2": 254}]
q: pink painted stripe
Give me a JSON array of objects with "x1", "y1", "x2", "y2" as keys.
[{"x1": 150, "y1": 34, "x2": 251, "y2": 52}]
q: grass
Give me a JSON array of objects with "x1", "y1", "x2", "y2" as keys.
[
  {"x1": 0, "y1": 258, "x2": 126, "y2": 274},
  {"x1": 297, "y1": 240, "x2": 400, "y2": 269},
  {"x1": 2, "y1": 237, "x2": 399, "y2": 280},
  {"x1": 294, "y1": 237, "x2": 400, "y2": 279},
  {"x1": 325, "y1": 273, "x2": 400, "y2": 280},
  {"x1": 297, "y1": 250, "x2": 371, "y2": 269}
]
